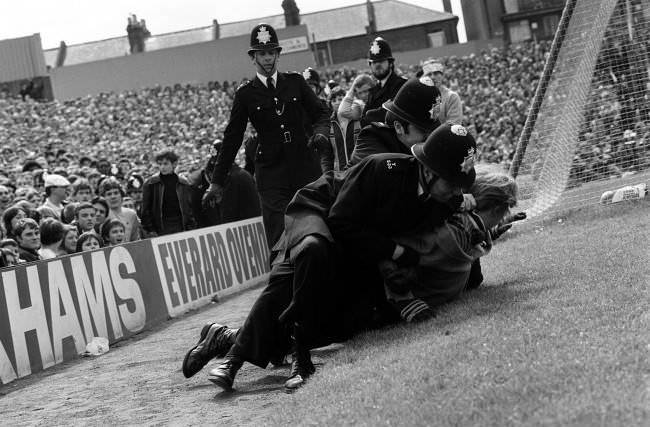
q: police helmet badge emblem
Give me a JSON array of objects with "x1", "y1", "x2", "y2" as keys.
[
  {"x1": 419, "y1": 76, "x2": 435, "y2": 86},
  {"x1": 451, "y1": 124, "x2": 468, "y2": 136},
  {"x1": 257, "y1": 26, "x2": 271, "y2": 44},
  {"x1": 460, "y1": 147, "x2": 476, "y2": 174},
  {"x1": 302, "y1": 69, "x2": 311, "y2": 80},
  {"x1": 370, "y1": 41, "x2": 381, "y2": 55}
]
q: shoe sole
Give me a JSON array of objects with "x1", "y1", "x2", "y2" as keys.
[
  {"x1": 208, "y1": 374, "x2": 233, "y2": 391},
  {"x1": 181, "y1": 323, "x2": 214, "y2": 378}
]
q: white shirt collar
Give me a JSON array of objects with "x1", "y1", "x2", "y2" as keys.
[
  {"x1": 257, "y1": 71, "x2": 278, "y2": 87},
  {"x1": 378, "y1": 70, "x2": 392, "y2": 88}
]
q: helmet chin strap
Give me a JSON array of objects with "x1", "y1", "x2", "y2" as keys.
[{"x1": 255, "y1": 52, "x2": 278, "y2": 77}]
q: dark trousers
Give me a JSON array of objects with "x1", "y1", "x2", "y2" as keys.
[
  {"x1": 258, "y1": 188, "x2": 294, "y2": 250},
  {"x1": 230, "y1": 236, "x2": 344, "y2": 368}
]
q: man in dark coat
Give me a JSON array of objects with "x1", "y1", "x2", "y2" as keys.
[
  {"x1": 184, "y1": 124, "x2": 478, "y2": 392},
  {"x1": 202, "y1": 24, "x2": 330, "y2": 250},
  {"x1": 361, "y1": 37, "x2": 407, "y2": 126},
  {"x1": 191, "y1": 141, "x2": 260, "y2": 227},
  {"x1": 141, "y1": 150, "x2": 196, "y2": 237}
]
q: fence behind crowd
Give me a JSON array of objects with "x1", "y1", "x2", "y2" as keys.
[{"x1": 0, "y1": 217, "x2": 269, "y2": 385}]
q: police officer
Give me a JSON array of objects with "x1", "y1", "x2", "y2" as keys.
[
  {"x1": 348, "y1": 77, "x2": 441, "y2": 168},
  {"x1": 199, "y1": 124, "x2": 477, "y2": 393},
  {"x1": 362, "y1": 37, "x2": 407, "y2": 125},
  {"x1": 203, "y1": 24, "x2": 330, "y2": 249}
]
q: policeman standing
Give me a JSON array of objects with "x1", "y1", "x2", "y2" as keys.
[
  {"x1": 203, "y1": 24, "x2": 330, "y2": 249},
  {"x1": 362, "y1": 37, "x2": 407, "y2": 125}
]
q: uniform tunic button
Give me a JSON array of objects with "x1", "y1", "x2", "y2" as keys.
[
  {"x1": 293, "y1": 97, "x2": 297, "y2": 101},
  {"x1": 280, "y1": 124, "x2": 285, "y2": 129},
  {"x1": 257, "y1": 106, "x2": 261, "y2": 110}
]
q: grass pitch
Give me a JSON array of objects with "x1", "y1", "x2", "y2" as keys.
[{"x1": 270, "y1": 200, "x2": 649, "y2": 426}]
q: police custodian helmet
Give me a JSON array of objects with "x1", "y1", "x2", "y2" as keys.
[
  {"x1": 411, "y1": 123, "x2": 478, "y2": 188},
  {"x1": 368, "y1": 37, "x2": 394, "y2": 62},
  {"x1": 248, "y1": 23, "x2": 282, "y2": 55}
]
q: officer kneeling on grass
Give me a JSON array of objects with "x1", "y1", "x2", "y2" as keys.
[{"x1": 180, "y1": 123, "x2": 478, "y2": 392}]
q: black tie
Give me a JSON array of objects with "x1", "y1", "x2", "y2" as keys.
[{"x1": 267, "y1": 77, "x2": 275, "y2": 91}]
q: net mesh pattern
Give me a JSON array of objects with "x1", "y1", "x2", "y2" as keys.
[{"x1": 512, "y1": 0, "x2": 650, "y2": 219}]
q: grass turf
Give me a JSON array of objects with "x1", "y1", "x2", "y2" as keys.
[{"x1": 269, "y1": 199, "x2": 649, "y2": 426}]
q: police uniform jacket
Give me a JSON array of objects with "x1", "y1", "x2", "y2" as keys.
[
  {"x1": 276, "y1": 153, "x2": 457, "y2": 265},
  {"x1": 362, "y1": 72, "x2": 407, "y2": 118},
  {"x1": 212, "y1": 72, "x2": 330, "y2": 192},
  {"x1": 346, "y1": 122, "x2": 410, "y2": 169}
]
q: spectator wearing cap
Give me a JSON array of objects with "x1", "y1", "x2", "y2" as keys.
[
  {"x1": 347, "y1": 78, "x2": 441, "y2": 168},
  {"x1": 141, "y1": 150, "x2": 196, "y2": 237},
  {"x1": 190, "y1": 142, "x2": 259, "y2": 228},
  {"x1": 41, "y1": 174, "x2": 70, "y2": 220},
  {"x1": 421, "y1": 59, "x2": 463, "y2": 125},
  {"x1": 362, "y1": 37, "x2": 407, "y2": 125},
  {"x1": 99, "y1": 177, "x2": 141, "y2": 242},
  {"x1": 14, "y1": 218, "x2": 41, "y2": 263}
]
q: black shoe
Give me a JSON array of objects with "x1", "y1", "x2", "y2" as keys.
[
  {"x1": 284, "y1": 349, "x2": 315, "y2": 390},
  {"x1": 208, "y1": 356, "x2": 243, "y2": 391},
  {"x1": 182, "y1": 323, "x2": 236, "y2": 378}
]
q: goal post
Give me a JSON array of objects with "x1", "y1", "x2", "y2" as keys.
[{"x1": 509, "y1": 0, "x2": 650, "y2": 219}]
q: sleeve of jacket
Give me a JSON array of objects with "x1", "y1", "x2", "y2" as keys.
[
  {"x1": 327, "y1": 157, "x2": 398, "y2": 263},
  {"x1": 346, "y1": 128, "x2": 388, "y2": 169},
  {"x1": 338, "y1": 91, "x2": 363, "y2": 121},
  {"x1": 299, "y1": 77, "x2": 330, "y2": 138},
  {"x1": 446, "y1": 92, "x2": 463, "y2": 125},
  {"x1": 130, "y1": 212, "x2": 142, "y2": 241},
  {"x1": 211, "y1": 88, "x2": 248, "y2": 186},
  {"x1": 182, "y1": 183, "x2": 197, "y2": 230},
  {"x1": 140, "y1": 180, "x2": 154, "y2": 232}
]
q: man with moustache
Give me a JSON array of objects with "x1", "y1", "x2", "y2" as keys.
[{"x1": 202, "y1": 24, "x2": 330, "y2": 250}]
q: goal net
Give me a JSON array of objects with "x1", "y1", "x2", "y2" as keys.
[{"x1": 509, "y1": 0, "x2": 650, "y2": 219}]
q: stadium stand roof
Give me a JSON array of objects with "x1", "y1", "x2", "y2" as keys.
[{"x1": 43, "y1": 0, "x2": 455, "y2": 67}]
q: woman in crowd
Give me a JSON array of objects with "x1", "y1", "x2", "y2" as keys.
[
  {"x1": 76, "y1": 231, "x2": 103, "y2": 252},
  {"x1": 60, "y1": 225, "x2": 78, "y2": 254},
  {"x1": 2, "y1": 206, "x2": 28, "y2": 240}
]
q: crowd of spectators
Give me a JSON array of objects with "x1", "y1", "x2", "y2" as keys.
[{"x1": 0, "y1": 38, "x2": 648, "y2": 267}]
